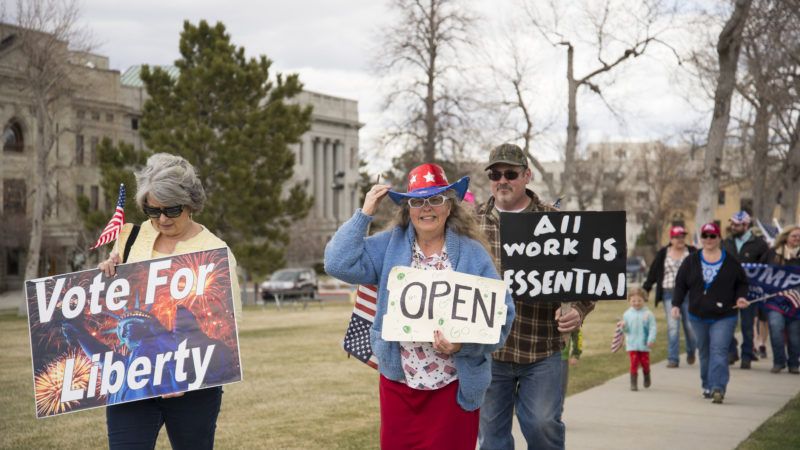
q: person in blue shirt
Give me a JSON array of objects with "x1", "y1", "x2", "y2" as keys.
[
  {"x1": 618, "y1": 288, "x2": 657, "y2": 391},
  {"x1": 325, "y1": 163, "x2": 515, "y2": 450},
  {"x1": 673, "y1": 222, "x2": 749, "y2": 404}
]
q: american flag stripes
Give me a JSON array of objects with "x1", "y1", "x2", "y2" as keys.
[
  {"x1": 779, "y1": 289, "x2": 800, "y2": 309},
  {"x1": 89, "y1": 184, "x2": 126, "y2": 250},
  {"x1": 610, "y1": 323, "x2": 624, "y2": 353},
  {"x1": 343, "y1": 284, "x2": 379, "y2": 369}
]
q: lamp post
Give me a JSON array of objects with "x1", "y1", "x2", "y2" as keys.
[{"x1": 332, "y1": 170, "x2": 345, "y2": 229}]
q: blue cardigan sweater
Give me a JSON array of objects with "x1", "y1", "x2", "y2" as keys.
[{"x1": 324, "y1": 210, "x2": 516, "y2": 411}]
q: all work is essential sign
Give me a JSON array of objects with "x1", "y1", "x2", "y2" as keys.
[
  {"x1": 381, "y1": 266, "x2": 509, "y2": 344},
  {"x1": 500, "y1": 211, "x2": 627, "y2": 302}
]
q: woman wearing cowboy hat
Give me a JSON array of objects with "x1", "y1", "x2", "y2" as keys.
[{"x1": 325, "y1": 163, "x2": 515, "y2": 450}]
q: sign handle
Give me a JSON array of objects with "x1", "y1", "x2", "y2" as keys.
[{"x1": 561, "y1": 302, "x2": 573, "y2": 344}]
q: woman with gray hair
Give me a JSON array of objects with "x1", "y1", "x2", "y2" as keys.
[{"x1": 96, "y1": 152, "x2": 241, "y2": 450}]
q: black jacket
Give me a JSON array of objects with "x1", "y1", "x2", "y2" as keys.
[
  {"x1": 722, "y1": 233, "x2": 769, "y2": 264},
  {"x1": 642, "y1": 244, "x2": 698, "y2": 305},
  {"x1": 673, "y1": 251, "x2": 749, "y2": 320}
]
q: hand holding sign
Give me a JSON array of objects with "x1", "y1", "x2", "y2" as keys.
[{"x1": 381, "y1": 266, "x2": 509, "y2": 344}]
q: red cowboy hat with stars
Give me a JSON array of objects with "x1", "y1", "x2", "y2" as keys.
[{"x1": 387, "y1": 163, "x2": 470, "y2": 205}]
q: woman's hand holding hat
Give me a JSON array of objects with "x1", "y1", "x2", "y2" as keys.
[{"x1": 363, "y1": 184, "x2": 392, "y2": 216}]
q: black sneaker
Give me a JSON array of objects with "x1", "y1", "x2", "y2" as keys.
[
  {"x1": 712, "y1": 390, "x2": 724, "y2": 404},
  {"x1": 758, "y1": 346, "x2": 768, "y2": 359},
  {"x1": 740, "y1": 360, "x2": 751, "y2": 370},
  {"x1": 789, "y1": 367, "x2": 799, "y2": 375},
  {"x1": 728, "y1": 354, "x2": 739, "y2": 365},
  {"x1": 702, "y1": 389, "x2": 712, "y2": 399}
]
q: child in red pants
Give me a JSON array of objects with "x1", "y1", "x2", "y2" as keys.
[{"x1": 618, "y1": 288, "x2": 657, "y2": 391}]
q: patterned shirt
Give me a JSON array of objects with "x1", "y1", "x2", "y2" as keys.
[
  {"x1": 476, "y1": 190, "x2": 595, "y2": 364},
  {"x1": 400, "y1": 241, "x2": 458, "y2": 390},
  {"x1": 662, "y1": 249, "x2": 689, "y2": 290}
]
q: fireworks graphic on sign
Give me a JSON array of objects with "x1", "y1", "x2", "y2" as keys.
[{"x1": 33, "y1": 350, "x2": 102, "y2": 417}]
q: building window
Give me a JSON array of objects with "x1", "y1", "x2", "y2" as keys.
[
  {"x1": 636, "y1": 191, "x2": 648, "y2": 202},
  {"x1": 6, "y1": 248, "x2": 21, "y2": 276},
  {"x1": 636, "y1": 212, "x2": 649, "y2": 224},
  {"x1": 3, "y1": 179, "x2": 26, "y2": 213},
  {"x1": 3, "y1": 121, "x2": 24, "y2": 153},
  {"x1": 90, "y1": 185, "x2": 99, "y2": 211},
  {"x1": 105, "y1": 113, "x2": 114, "y2": 123},
  {"x1": 718, "y1": 190, "x2": 725, "y2": 205},
  {"x1": 76, "y1": 134, "x2": 84, "y2": 165},
  {"x1": 131, "y1": 118, "x2": 139, "y2": 130},
  {"x1": 90, "y1": 137, "x2": 99, "y2": 165},
  {"x1": 77, "y1": 110, "x2": 85, "y2": 120},
  {"x1": 76, "y1": 184, "x2": 84, "y2": 201},
  {"x1": 91, "y1": 110, "x2": 100, "y2": 121}
]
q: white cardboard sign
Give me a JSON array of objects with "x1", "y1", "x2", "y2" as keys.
[{"x1": 381, "y1": 266, "x2": 508, "y2": 344}]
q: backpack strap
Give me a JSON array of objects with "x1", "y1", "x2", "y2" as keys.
[{"x1": 122, "y1": 224, "x2": 141, "y2": 263}]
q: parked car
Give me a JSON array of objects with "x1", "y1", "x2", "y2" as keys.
[
  {"x1": 260, "y1": 268, "x2": 318, "y2": 301},
  {"x1": 626, "y1": 256, "x2": 647, "y2": 284}
]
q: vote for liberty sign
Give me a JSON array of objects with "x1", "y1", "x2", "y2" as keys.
[
  {"x1": 25, "y1": 248, "x2": 242, "y2": 418},
  {"x1": 500, "y1": 211, "x2": 627, "y2": 302},
  {"x1": 381, "y1": 266, "x2": 509, "y2": 344}
]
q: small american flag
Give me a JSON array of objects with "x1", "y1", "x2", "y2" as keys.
[
  {"x1": 610, "y1": 323, "x2": 624, "y2": 353},
  {"x1": 90, "y1": 184, "x2": 125, "y2": 250},
  {"x1": 552, "y1": 198, "x2": 562, "y2": 209},
  {"x1": 778, "y1": 289, "x2": 800, "y2": 309},
  {"x1": 343, "y1": 284, "x2": 379, "y2": 369}
]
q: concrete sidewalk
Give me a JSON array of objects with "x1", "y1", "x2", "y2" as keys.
[{"x1": 554, "y1": 355, "x2": 800, "y2": 450}]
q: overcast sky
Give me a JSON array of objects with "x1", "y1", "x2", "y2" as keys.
[{"x1": 77, "y1": 0, "x2": 720, "y2": 170}]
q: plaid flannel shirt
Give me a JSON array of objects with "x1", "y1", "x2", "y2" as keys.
[{"x1": 476, "y1": 190, "x2": 595, "y2": 364}]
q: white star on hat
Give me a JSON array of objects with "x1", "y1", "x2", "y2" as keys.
[
  {"x1": 409, "y1": 174, "x2": 417, "y2": 184},
  {"x1": 423, "y1": 171, "x2": 435, "y2": 183}
]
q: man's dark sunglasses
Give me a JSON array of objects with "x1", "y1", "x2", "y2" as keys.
[
  {"x1": 143, "y1": 203, "x2": 184, "y2": 219},
  {"x1": 700, "y1": 233, "x2": 718, "y2": 239},
  {"x1": 487, "y1": 169, "x2": 521, "y2": 181}
]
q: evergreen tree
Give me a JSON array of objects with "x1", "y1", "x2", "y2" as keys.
[
  {"x1": 79, "y1": 138, "x2": 149, "y2": 235},
  {"x1": 139, "y1": 20, "x2": 313, "y2": 278}
]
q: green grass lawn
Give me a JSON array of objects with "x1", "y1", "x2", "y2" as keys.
[{"x1": 3, "y1": 298, "x2": 787, "y2": 449}]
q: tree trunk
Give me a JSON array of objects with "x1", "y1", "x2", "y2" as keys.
[
  {"x1": 19, "y1": 101, "x2": 52, "y2": 316},
  {"x1": 695, "y1": 0, "x2": 752, "y2": 227},
  {"x1": 750, "y1": 102, "x2": 773, "y2": 221},
  {"x1": 562, "y1": 44, "x2": 578, "y2": 201},
  {"x1": 779, "y1": 116, "x2": 800, "y2": 223}
]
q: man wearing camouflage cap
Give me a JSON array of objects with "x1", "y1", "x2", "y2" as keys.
[{"x1": 476, "y1": 143, "x2": 594, "y2": 450}]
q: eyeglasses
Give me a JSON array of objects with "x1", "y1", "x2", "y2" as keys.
[
  {"x1": 408, "y1": 195, "x2": 448, "y2": 208},
  {"x1": 487, "y1": 169, "x2": 521, "y2": 181},
  {"x1": 143, "y1": 203, "x2": 184, "y2": 219},
  {"x1": 700, "y1": 233, "x2": 719, "y2": 239}
]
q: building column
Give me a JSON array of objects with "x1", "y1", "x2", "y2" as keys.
[
  {"x1": 324, "y1": 139, "x2": 334, "y2": 221},
  {"x1": 313, "y1": 138, "x2": 324, "y2": 219}
]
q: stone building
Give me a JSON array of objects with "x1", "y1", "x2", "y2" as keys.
[{"x1": 0, "y1": 23, "x2": 361, "y2": 291}]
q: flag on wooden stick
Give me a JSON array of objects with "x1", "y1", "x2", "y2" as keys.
[
  {"x1": 343, "y1": 284, "x2": 379, "y2": 369},
  {"x1": 610, "y1": 322, "x2": 624, "y2": 353},
  {"x1": 90, "y1": 184, "x2": 126, "y2": 250}
]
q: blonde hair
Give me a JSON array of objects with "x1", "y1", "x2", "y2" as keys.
[
  {"x1": 388, "y1": 190, "x2": 490, "y2": 253},
  {"x1": 773, "y1": 225, "x2": 800, "y2": 250},
  {"x1": 628, "y1": 287, "x2": 648, "y2": 302}
]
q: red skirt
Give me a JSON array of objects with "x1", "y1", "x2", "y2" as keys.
[{"x1": 379, "y1": 375, "x2": 479, "y2": 450}]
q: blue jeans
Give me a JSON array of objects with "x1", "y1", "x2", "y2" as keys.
[
  {"x1": 767, "y1": 309, "x2": 800, "y2": 369},
  {"x1": 691, "y1": 316, "x2": 737, "y2": 393},
  {"x1": 479, "y1": 353, "x2": 564, "y2": 450},
  {"x1": 728, "y1": 303, "x2": 756, "y2": 362},
  {"x1": 662, "y1": 290, "x2": 697, "y2": 364},
  {"x1": 106, "y1": 387, "x2": 222, "y2": 450}
]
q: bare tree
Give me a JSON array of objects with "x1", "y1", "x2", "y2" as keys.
[
  {"x1": 484, "y1": 33, "x2": 559, "y2": 199},
  {"x1": 694, "y1": 0, "x2": 752, "y2": 226},
  {"x1": 734, "y1": 0, "x2": 799, "y2": 221},
  {"x1": 375, "y1": 0, "x2": 476, "y2": 163},
  {"x1": 524, "y1": 0, "x2": 674, "y2": 202},
  {"x1": 3, "y1": 0, "x2": 92, "y2": 315}
]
